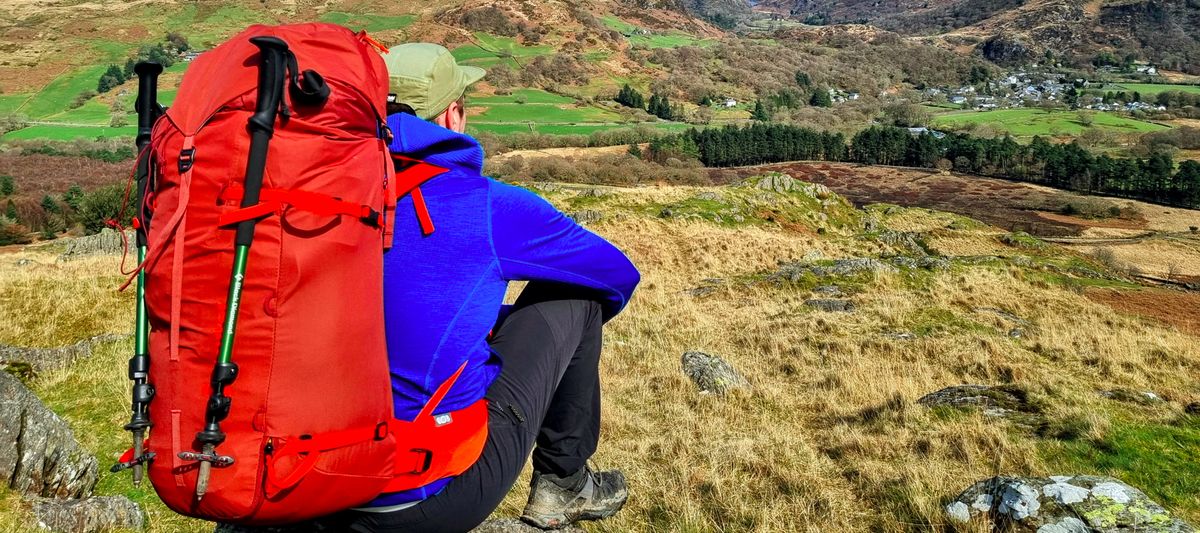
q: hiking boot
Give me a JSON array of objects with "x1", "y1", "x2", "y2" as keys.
[{"x1": 521, "y1": 466, "x2": 628, "y2": 529}]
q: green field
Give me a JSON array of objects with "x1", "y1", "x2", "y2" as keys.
[
  {"x1": 318, "y1": 12, "x2": 416, "y2": 32},
  {"x1": 1, "y1": 124, "x2": 136, "y2": 141},
  {"x1": 601, "y1": 16, "x2": 716, "y2": 49},
  {"x1": 470, "y1": 121, "x2": 692, "y2": 136},
  {"x1": 471, "y1": 89, "x2": 574, "y2": 105},
  {"x1": 475, "y1": 103, "x2": 620, "y2": 124},
  {"x1": 9, "y1": 65, "x2": 108, "y2": 119},
  {"x1": 932, "y1": 108, "x2": 1169, "y2": 138},
  {"x1": 452, "y1": 33, "x2": 554, "y2": 69},
  {"x1": 1105, "y1": 83, "x2": 1200, "y2": 96}
]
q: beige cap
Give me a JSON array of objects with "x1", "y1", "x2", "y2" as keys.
[{"x1": 384, "y1": 43, "x2": 486, "y2": 120}]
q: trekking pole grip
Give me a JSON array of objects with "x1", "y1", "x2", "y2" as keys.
[
  {"x1": 237, "y1": 36, "x2": 290, "y2": 247},
  {"x1": 134, "y1": 62, "x2": 163, "y2": 150}
]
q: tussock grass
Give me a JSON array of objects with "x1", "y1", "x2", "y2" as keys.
[{"x1": 1, "y1": 186, "x2": 1197, "y2": 532}]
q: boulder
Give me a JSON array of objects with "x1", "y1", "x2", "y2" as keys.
[
  {"x1": 947, "y1": 475, "x2": 1195, "y2": 532},
  {"x1": 472, "y1": 518, "x2": 584, "y2": 532},
  {"x1": 775, "y1": 258, "x2": 897, "y2": 282},
  {"x1": 812, "y1": 285, "x2": 842, "y2": 296},
  {"x1": 0, "y1": 372, "x2": 98, "y2": 499},
  {"x1": 804, "y1": 299, "x2": 855, "y2": 313},
  {"x1": 58, "y1": 229, "x2": 133, "y2": 261},
  {"x1": 682, "y1": 351, "x2": 749, "y2": 395},
  {"x1": 751, "y1": 173, "x2": 795, "y2": 193},
  {"x1": 1100, "y1": 388, "x2": 1165, "y2": 405},
  {"x1": 31, "y1": 496, "x2": 144, "y2": 533},
  {"x1": 877, "y1": 230, "x2": 926, "y2": 255},
  {"x1": 916, "y1": 384, "x2": 1043, "y2": 427},
  {"x1": 568, "y1": 210, "x2": 603, "y2": 225},
  {"x1": 0, "y1": 334, "x2": 129, "y2": 374}
]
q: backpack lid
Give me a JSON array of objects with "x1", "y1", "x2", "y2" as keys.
[{"x1": 166, "y1": 23, "x2": 389, "y2": 135}]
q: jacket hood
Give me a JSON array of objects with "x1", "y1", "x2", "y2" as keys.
[{"x1": 386, "y1": 112, "x2": 484, "y2": 176}]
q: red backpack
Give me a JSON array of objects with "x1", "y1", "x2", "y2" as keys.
[
  {"x1": 120, "y1": 23, "x2": 486, "y2": 525},
  {"x1": 138, "y1": 22, "x2": 395, "y2": 523}
]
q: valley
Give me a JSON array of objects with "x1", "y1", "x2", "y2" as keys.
[{"x1": 0, "y1": 1, "x2": 1198, "y2": 532}]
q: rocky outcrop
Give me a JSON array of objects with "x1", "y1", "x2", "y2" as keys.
[
  {"x1": 58, "y1": 229, "x2": 132, "y2": 261},
  {"x1": 31, "y1": 496, "x2": 144, "y2": 533},
  {"x1": 804, "y1": 299, "x2": 855, "y2": 313},
  {"x1": 775, "y1": 258, "x2": 897, "y2": 281},
  {"x1": 917, "y1": 384, "x2": 1043, "y2": 427},
  {"x1": 979, "y1": 35, "x2": 1034, "y2": 65},
  {"x1": 0, "y1": 372, "x2": 98, "y2": 499},
  {"x1": 682, "y1": 351, "x2": 749, "y2": 395},
  {"x1": 947, "y1": 475, "x2": 1195, "y2": 532},
  {"x1": 568, "y1": 210, "x2": 603, "y2": 225},
  {"x1": 0, "y1": 334, "x2": 129, "y2": 374}
]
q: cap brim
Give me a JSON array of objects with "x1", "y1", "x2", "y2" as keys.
[{"x1": 460, "y1": 66, "x2": 487, "y2": 87}]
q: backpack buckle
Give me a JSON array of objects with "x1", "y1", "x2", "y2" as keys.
[
  {"x1": 405, "y1": 449, "x2": 433, "y2": 475},
  {"x1": 178, "y1": 148, "x2": 196, "y2": 173}
]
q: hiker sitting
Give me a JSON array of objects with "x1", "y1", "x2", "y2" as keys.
[{"x1": 320, "y1": 43, "x2": 641, "y2": 532}]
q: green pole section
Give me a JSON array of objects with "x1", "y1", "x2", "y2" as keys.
[
  {"x1": 217, "y1": 246, "x2": 250, "y2": 364},
  {"x1": 135, "y1": 246, "x2": 149, "y2": 355}
]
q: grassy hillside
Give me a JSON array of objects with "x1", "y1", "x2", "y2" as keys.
[
  {"x1": 0, "y1": 0, "x2": 723, "y2": 142},
  {"x1": 2, "y1": 178, "x2": 1197, "y2": 531}
]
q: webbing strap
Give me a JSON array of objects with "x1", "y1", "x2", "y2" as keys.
[
  {"x1": 392, "y1": 155, "x2": 448, "y2": 237},
  {"x1": 217, "y1": 186, "x2": 381, "y2": 228},
  {"x1": 265, "y1": 422, "x2": 388, "y2": 496},
  {"x1": 419, "y1": 361, "x2": 468, "y2": 420}
]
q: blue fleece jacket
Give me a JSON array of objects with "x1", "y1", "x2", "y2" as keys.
[{"x1": 370, "y1": 113, "x2": 640, "y2": 507}]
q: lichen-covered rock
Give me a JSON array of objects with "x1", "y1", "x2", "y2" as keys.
[
  {"x1": 804, "y1": 299, "x2": 855, "y2": 313},
  {"x1": 946, "y1": 475, "x2": 1195, "y2": 532},
  {"x1": 32, "y1": 496, "x2": 144, "y2": 533},
  {"x1": 1100, "y1": 388, "x2": 1164, "y2": 405},
  {"x1": 775, "y1": 258, "x2": 897, "y2": 281},
  {"x1": 916, "y1": 384, "x2": 1043, "y2": 427},
  {"x1": 877, "y1": 230, "x2": 927, "y2": 255},
  {"x1": 0, "y1": 334, "x2": 129, "y2": 373},
  {"x1": 58, "y1": 229, "x2": 133, "y2": 261},
  {"x1": 0, "y1": 372, "x2": 98, "y2": 498},
  {"x1": 751, "y1": 172, "x2": 796, "y2": 193},
  {"x1": 568, "y1": 210, "x2": 603, "y2": 225},
  {"x1": 682, "y1": 351, "x2": 749, "y2": 395}
]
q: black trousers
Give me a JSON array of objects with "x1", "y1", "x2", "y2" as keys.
[{"x1": 316, "y1": 282, "x2": 606, "y2": 532}]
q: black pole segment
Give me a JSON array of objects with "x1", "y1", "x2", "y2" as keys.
[
  {"x1": 133, "y1": 61, "x2": 163, "y2": 248},
  {"x1": 236, "y1": 36, "x2": 289, "y2": 247}
]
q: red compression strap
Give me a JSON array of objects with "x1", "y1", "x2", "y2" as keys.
[
  {"x1": 218, "y1": 186, "x2": 379, "y2": 227},
  {"x1": 265, "y1": 422, "x2": 388, "y2": 495}
]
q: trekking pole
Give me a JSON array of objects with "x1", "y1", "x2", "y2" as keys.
[
  {"x1": 111, "y1": 61, "x2": 163, "y2": 487},
  {"x1": 184, "y1": 36, "x2": 290, "y2": 500}
]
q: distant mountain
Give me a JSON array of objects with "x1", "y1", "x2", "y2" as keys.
[{"x1": 755, "y1": 0, "x2": 1200, "y2": 73}]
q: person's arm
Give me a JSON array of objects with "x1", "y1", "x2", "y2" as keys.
[{"x1": 489, "y1": 182, "x2": 640, "y2": 321}]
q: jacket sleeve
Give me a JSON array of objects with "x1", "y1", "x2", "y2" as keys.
[{"x1": 489, "y1": 181, "x2": 640, "y2": 321}]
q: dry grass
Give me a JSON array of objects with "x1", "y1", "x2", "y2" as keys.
[
  {"x1": 1, "y1": 184, "x2": 1198, "y2": 532},
  {"x1": 1068, "y1": 236, "x2": 1200, "y2": 278}
]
